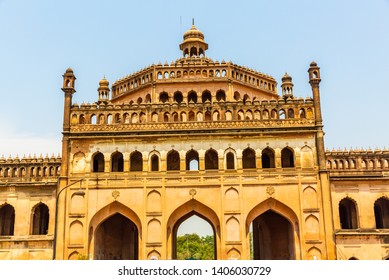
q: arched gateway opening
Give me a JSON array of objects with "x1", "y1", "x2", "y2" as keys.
[
  {"x1": 247, "y1": 198, "x2": 299, "y2": 260},
  {"x1": 89, "y1": 202, "x2": 141, "y2": 260},
  {"x1": 251, "y1": 210, "x2": 294, "y2": 259},
  {"x1": 173, "y1": 213, "x2": 215, "y2": 260},
  {"x1": 167, "y1": 200, "x2": 220, "y2": 260},
  {"x1": 94, "y1": 213, "x2": 138, "y2": 260}
]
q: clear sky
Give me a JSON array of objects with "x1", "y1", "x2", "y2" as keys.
[
  {"x1": 1, "y1": 0, "x2": 388, "y2": 158},
  {"x1": 0, "y1": 0, "x2": 388, "y2": 238}
]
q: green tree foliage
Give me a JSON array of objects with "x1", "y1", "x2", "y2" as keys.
[{"x1": 176, "y1": 233, "x2": 214, "y2": 260}]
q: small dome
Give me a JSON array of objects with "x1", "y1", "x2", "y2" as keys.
[
  {"x1": 99, "y1": 76, "x2": 109, "y2": 86},
  {"x1": 66, "y1": 67, "x2": 73, "y2": 73},
  {"x1": 282, "y1": 72, "x2": 292, "y2": 82},
  {"x1": 183, "y1": 25, "x2": 205, "y2": 42},
  {"x1": 310, "y1": 61, "x2": 317, "y2": 67}
]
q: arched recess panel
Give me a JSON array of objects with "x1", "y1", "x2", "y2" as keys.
[
  {"x1": 71, "y1": 193, "x2": 85, "y2": 214},
  {"x1": 69, "y1": 220, "x2": 83, "y2": 245},
  {"x1": 68, "y1": 251, "x2": 79, "y2": 260},
  {"x1": 147, "y1": 190, "x2": 161, "y2": 213},
  {"x1": 305, "y1": 215, "x2": 320, "y2": 240},
  {"x1": 307, "y1": 247, "x2": 322, "y2": 260},
  {"x1": 300, "y1": 146, "x2": 314, "y2": 168},
  {"x1": 72, "y1": 152, "x2": 86, "y2": 173},
  {"x1": 148, "y1": 219, "x2": 161, "y2": 243},
  {"x1": 226, "y1": 217, "x2": 240, "y2": 242},
  {"x1": 225, "y1": 188, "x2": 239, "y2": 212},
  {"x1": 227, "y1": 248, "x2": 241, "y2": 260},
  {"x1": 148, "y1": 250, "x2": 161, "y2": 260},
  {"x1": 303, "y1": 186, "x2": 318, "y2": 209}
]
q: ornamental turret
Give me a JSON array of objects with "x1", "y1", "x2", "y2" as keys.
[
  {"x1": 179, "y1": 21, "x2": 208, "y2": 58},
  {"x1": 281, "y1": 73, "x2": 294, "y2": 99},
  {"x1": 98, "y1": 76, "x2": 110, "y2": 102}
]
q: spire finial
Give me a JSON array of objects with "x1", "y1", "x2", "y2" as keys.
[{"x1": 192, "y1": 18, "x2": 195, "y2": 26}]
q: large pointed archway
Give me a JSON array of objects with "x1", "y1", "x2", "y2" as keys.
[
  {"x1": 88, "y1": 201, "x2": 142, "y2": 260},
  {"x1": 166, "y1": 199, "x2": 220, "y2": 259},
  {"x1": 246, "y1": 198, "x2": 300, "y2": 260}
]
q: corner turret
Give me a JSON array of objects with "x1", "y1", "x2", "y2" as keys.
[{"x1": 98, "y1": 76, "x2": 110, "y2": 103}]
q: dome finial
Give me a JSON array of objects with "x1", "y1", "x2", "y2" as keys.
[{"x1": 192, "y1": 18, "x2": 195, "y2": 26}]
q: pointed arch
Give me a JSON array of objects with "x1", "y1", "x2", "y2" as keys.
[
  {"x1": 247, "y1": 198, "x2": 300, "y2": 260},
  {"x1": 111, "y1": 151, "x2": 124, "y2": 172},
  {"x1": 92, "y1": 152, "x2": 105, "y2": 172},
  {"x1": 205, "y1": 149, "x2": 218, "y2": 170},
  {"x1": 186, "y1": 149, "x2": 199, "y2": 170},
  {"x1": 149, "y1": 152, "x2": 160, "y2": 172},
  {"x1": 166, "y1": 199, "x2": 221, "y2": 260},
  {"x1": 281, "y1": 147, "x2": 295, "y2": 168},
  {"x1": 88, "y1": 201, "x2": 142, "y2": 260},
  {"x1": 374, "y1": 197, "x2": 389, "y2": 229},
  {"x1": 31, "y1": 202, "x2": 49, "y2": 235},
  {"x1": 167, "y1": 150, "x2": 180, "y2": 171},
  {"x1": 130, "y1": 151, "x2": 143, "y2": 171},
  {"x1": 224, "y1": 148, "x2": 236, "y2": 170},
  {"x1": 262, "y1": 147, "x2": 275, "y2": 168},
  {"x1": 339, "y1": 197, "x2": 358, "y2": 229},
  {"x1": 0, "y1": 203, "x2": 15, "y2": 236},
  {"x1": 246, "y1": 198, "x2": 299, "y2": 235},
  {"x1": 242, "y1": 147, "x2": 256, "y2": 169}
]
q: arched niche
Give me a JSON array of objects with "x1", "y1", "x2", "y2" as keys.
[
  {"x1": 72, "y1": 152, "x2": 86, "y2": 173},
  {"x1": 69, "y1": 220, "x2": 83, "y2": 245},
  {"x1": 303, "y1": 186, "x2": 318, "y2": 209},
  {"x1": 148, "y1": 219, "x2": 161, "y2": 243},
  {"x1": 226, "y1": 216, "x2": 240, "y2": 242},
  {"x1": 147, "y1": 190, "x2": 161, "y2": 213},
  {"x1": 305, "y1": 215, "x2": 320, "y2": 240},
  {"x1": 300, "y1": 146, "x2": 314, "y2": 168},
  {"x1": 225, "y1": 188, "x2": 239, "y2": 211}
]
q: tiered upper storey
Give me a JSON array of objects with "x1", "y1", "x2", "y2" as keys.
[{"x1": 68, "y1": 25, "x2": 316, "y2": 136}]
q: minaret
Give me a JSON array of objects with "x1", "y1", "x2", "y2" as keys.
[
  {"x1": 281, "y1": 73, "x2": 294, "y2": 100},
  {"x1": 179, "y1": 22, "x2": 208, "y2": 58},
  {"x1": 308, "y1": 62, "x2": 325, "y2": 170},
  {"x1": 98, "y1": 76, "x2": 110, "y2": 103},
  {"x1": 308, "y1": 62, "x2": 336, "y2": 259},
  {"x1": 61, "y1": 68, "x2": 76, "y2": 132}
]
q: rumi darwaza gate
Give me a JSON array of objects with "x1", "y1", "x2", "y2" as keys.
[{"x1": 1, "y1": 24, "x2": 389, "y2": 260}]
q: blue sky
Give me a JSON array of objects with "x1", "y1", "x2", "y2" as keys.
[{"x1": 1, "y1": 0, "x2": 388, "y2": 158}]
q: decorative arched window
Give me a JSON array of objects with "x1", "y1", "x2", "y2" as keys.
[
  {"x1": 226, "y1": 152, "x2": 235, "y2": 170},
  {"x1": 31, "y1": 203, "x2": 49, "y2": 235},
  {"x1": 188, "y1": 111, "x2": 195, "y2": 121},
  {"x1": 339, "y1": 198, "x2": 358, "y2": 229},
  {"x1": 205, "y1": 111, "x2": 212, "y2": 121},
  {"x1": 202, "y1": 91, "x2": 212, "y2": 103},
  {"x1": 188, "y1": 91, "x2": 197, "y2": 103},
  {"x1": 92, "y1": 152, "x2": 105, "y2": 172},
  {"x1": 216, "y1": 90, "x2": 226, "y2": 102},
  {"x1": 205, "y1": 149, "x2": 218, "y2": 170},
  {"x1": 167, "y1": 150, "x2": 180, "y2": 171},
  {"x1": 174, "y1": 91, "x2": 183, "y2": 104},
  {"x1": 130, "y1": 151, "x2": 143, "y2": 172},
  {"x1": 111, "y1": 152, "x2": 124, "y2": 172},
  {"x1": 159, "y1": 92, "x2": 169, "y2": 103},
  {"x1": 281, "y1": 147, "x2": 295, "y2": 168},
  {"x1": 186, "y1": 150, "x2": 199, "y2": 171},
  {"x1": 262, "y1": 148, "x2": 275, "y2": 168},
  {"x1": 374, "y1": 197, "x2": 389, "y2": 229},
  {"x1": 288, "y1": 108, "x2": 294, "y2": 118},
  {"x1": 0, "y1": 204, "x2": 15, "y2": 236},
  {"x1": 151, "y1": 154, "x2": 159, "y2": 171},
  {"x1": 242, "y1": 148, "x2": 256, "y2": 169}
]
